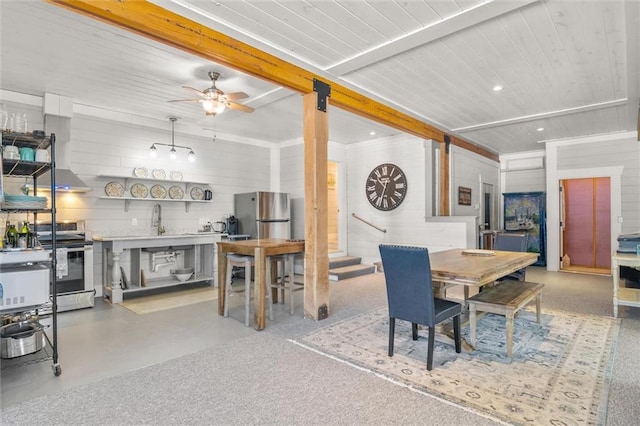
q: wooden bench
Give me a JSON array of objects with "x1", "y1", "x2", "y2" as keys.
[{"x1": 467, "y1": 280, "x2": 544, "y2": 357}]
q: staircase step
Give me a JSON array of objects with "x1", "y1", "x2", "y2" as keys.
[
  {"x1": 329, "y1": 264, "x2": 376, "y2": 281},
  {"x1": 329, "y1": 256, "x2": 362, "y2": 269}
]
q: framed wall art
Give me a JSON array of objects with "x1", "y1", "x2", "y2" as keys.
[{"x1": 458, "y1": 186, "x2": 471, "y2": 206}]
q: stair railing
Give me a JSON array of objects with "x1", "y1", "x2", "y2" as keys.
[{"x1": 351, "y1": 213, "x2": 387, "y2": 233}]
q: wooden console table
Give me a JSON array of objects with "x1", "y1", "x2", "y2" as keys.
[{"x1": 612, "y1": 252, "x2": 640, "y2": 317}]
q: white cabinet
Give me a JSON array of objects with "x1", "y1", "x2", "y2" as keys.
[{"x1": 97, "y1": 174, "x2": 212, "y2": 212}]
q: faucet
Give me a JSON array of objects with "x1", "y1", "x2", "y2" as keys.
[{"x1": 152, "y1": 204, "x2": 165, "y2": 235}]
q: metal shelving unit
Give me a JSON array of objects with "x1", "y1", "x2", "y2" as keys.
[{"x1": 1, "y1": 131, "x2": 60, "y2": 376}]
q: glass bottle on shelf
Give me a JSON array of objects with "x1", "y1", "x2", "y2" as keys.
[
  {"x1": 7, "y1": 224, "x2": 18, "y2": 248},
  {"x1": 0, "y1": 103, "x2": 8, "y2": 131},
  {"x1": 20, "y1": 220, "x2": 31, "y2": 247},
  {"x1": 15, "y1": 113, "x2": 24, "y2": 135},
  {"x1": 7, "y1": 113, "x2": 15, "y2": 133}
]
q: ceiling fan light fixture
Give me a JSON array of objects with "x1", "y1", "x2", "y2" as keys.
[
  {"x1": 188, "y1": 149, "x2": 196, "y2": 162},
  {"x1": 149, "y1": 144, "x2": 157, "y2": 158},
  {"x1": 203, "y1": 99, "x2": 226, "y2": 115},
  {"x1": 169, "y1": 146, "x2": 177, "y2": 159}
]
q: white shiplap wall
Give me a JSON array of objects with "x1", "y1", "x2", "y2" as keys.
[
  {"x1": 346, "y1": 134, "x2": 488, "y2": 264},
  {"x1": 65, "y1": 114, "x2": 271, "y2": 236},
  {"x1": 502, "y1": 169, "x2": 546, "y2": 193},
  {"x1": 2, "y1": 95, "x2": 272, "y2": 295},
  {"x1": 500, "y1": 150, "x2": 547, "y2": 194},
  {"x1": 280, "y1": 140, "x2": 348, "y2": 242},
  {"x1": 279, "y1": 134, "x2": 499, "y2": 265},
  {"x1": 450, "y1": 145, "x2": 500, "y2": 217},
  {"x1": 556, "y1": 135, "x2": 640, "y2": 234},
  {"x1": 545, "y1": 132, "x2": 639, "y2": 271}
]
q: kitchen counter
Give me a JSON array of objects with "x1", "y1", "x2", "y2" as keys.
[
  {"x1": 95, "y1": 233, "x2": 226, "y2": 304},
  {"x1": 93, "y1": 232, "x2": 227, "y2": 242}
]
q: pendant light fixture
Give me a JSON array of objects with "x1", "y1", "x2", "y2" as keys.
[{"x1": 149, "y1": 116, "x2": 195, "y2": 162}]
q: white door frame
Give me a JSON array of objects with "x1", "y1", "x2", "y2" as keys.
[
  {"x1": 333, "y1": 161, "x2": 347, "y2": 257},
  {"x1": 547, "y1": 160, "x2": 623, "y2": 271}
]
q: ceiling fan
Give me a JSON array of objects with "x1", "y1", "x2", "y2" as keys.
[{"x1": 168, "y1": 71, "x2": 254, "y2": 116}]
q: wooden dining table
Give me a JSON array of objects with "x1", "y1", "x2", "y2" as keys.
[
  {"x1": 429, "y1": 248, "x2": 539, "y2": 290},
  {"x1": 428, "y1": 248, "x2": 539, "y2": 350},
  {"x1": 217, "y1": 238, "x2": 305, "y2": 330}
]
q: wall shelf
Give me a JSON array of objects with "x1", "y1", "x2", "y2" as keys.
[
  {"x1": 97, "y1": 196, "x2": 211, "y2": 212},
  {"x1": 97, "y1": 174, "x2": 212, "y2": 212}
]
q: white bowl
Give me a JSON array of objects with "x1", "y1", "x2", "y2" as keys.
[
  {"x1": 174, "y1": 272, "x2": 193, "y2": 282},
  {"x1": 173, "y1": 267, "x2": 194, "y2": 282}
]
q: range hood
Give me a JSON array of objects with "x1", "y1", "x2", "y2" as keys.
[
  {"x1": 38, "y1": 106, "x2": 92, "y2": 193},
  {"x1": 36, "y1": 169, "x2": 92, "y2": 193}
]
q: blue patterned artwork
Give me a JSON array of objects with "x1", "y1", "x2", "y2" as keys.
[{"x1": 503, "y1": 192, "x2": 546, "y2": 266}]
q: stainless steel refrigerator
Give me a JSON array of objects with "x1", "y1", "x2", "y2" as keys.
[{"x1": 234, "y1": 191, "x2": 291, "y2": 239}]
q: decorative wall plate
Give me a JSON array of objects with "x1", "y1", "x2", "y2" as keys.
[
  {"x1": 190, "y1": 186, "x2": 204, "y2": 200},
  {"x1": 152, "y1": 168, "x2": 166, "y2": 180},
  {"x1": 105, "y1": 182, "x2": 125, "y2": 197},
  {"x1": 133, "y1": 167, "x2": 148, "y2": 178},
  {"x1": 168, "y1": 185, "x2": 184, "y2": 200},
  {"x1": 150, "y1": 184, "x2": 167, "y2": 199},
  {"x1": 130, "y1": 183, "x2": 148, "y2": 198},
  {"x1": 170, "y1": 170, "x2": 183, "y2": 181}
]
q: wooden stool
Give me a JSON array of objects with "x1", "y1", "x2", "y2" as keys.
[
  {"x1": 467, "y1": 280, "x2": 544, "y2": 357},
  {"x1": 268, "y1": 254, "x2": 303, "y2": 315},
  {"x1": 224, "y1": 254, "x2": 273, "y2": 326}
]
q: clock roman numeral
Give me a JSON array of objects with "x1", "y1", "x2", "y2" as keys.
[
  {"x1": 383, "y1": 199, "x2": 388, "y2": 209},
  {"x1": 374, "y1": 169, "x2": 382, "y2": 178},
  {"x1": 376, "y1": 197, "x2": 382, "y2": 207},
  {"x1": 395, "y1": 182, "x2": 405, "y2": 188},
  {"x1": 367, "y1": 185, "x2": 376, "y2": 191},
  {"x1": 369, "y1": 192, "x2": 377, "y2": 201},
  {"x1": 381, "y1": 165, "x2": 388, "y2": 175},
  {"x1": 394, "y1": 191, "x2": 403, "y2": 198}
]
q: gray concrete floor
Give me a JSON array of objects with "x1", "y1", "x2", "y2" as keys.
[{"x1": 1, "y1": 267, "x2": 639, "y2": 424}]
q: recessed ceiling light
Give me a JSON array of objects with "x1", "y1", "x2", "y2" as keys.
[
  {"x1": 370, "y1": 131, "x2": 376, "y2": 136},
  {"x1": 493, "y1": 85, "x2": 503, "y2": 92},
  {"x1": 536, "y1": 127, "x2": 544, "y2": 132}
]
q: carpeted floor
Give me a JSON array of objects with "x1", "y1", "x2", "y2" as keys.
[
  {"x1": 1, "y1": 268, "x2": 639, "y2": 425},
  {"x1": 295, "y1": 306, "x2": 620, "y2": 425}
]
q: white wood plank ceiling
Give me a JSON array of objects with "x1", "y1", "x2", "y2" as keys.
[{"x1": 1, "y1": 0, "x2": 638, "y2": 154}]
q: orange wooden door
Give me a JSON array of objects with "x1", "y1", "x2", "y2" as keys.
[{"x1": 562, "y1": 177, "x2": 610, "y2": 269}]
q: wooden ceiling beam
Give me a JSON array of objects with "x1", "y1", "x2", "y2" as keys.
[{"x1": 47, "y1": 0, "x2": 497, "y2": 160}]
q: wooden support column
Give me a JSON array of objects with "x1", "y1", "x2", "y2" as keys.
[
  {"x1": 439, "y1": 135, "x2": 451, "y2": 216},
  {"x1": 303, "y1": 90, "x2": 329, "y2": 321}
]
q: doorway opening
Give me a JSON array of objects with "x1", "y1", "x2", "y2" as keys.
[
  {"x1": 328, "y1": 161, "x2": 339, "y2": 254},
  {"x1": 560, "y1": 177, "x2": 611, "y2": 275}
]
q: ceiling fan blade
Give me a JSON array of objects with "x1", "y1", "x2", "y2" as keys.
[
  {"x1": 225, "y1": 91, "x2": 249, "y2": 101},
  {"x1": 182, "y1": 86, "x2": 206, "y2": 97},
  {"x1": 168, "y1": 99, "x2": 203, "y2": 103},
  {"x1": 227, "y1": 102, "x2": 254, "y2": 113}
]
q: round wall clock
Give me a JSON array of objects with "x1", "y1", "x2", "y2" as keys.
[{"x1": 365, "y1": 163, "x2": 407, "y2": 211}]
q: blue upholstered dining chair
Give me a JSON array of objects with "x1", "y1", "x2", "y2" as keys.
[
  {"x1": 379, "y1": 245, "x2": 462, "y2": 371},
  {"x1": 494, "y1": 232, "x2": 529, "y2": 281}
]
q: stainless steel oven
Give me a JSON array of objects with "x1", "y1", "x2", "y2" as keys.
[{"x1": 37, "y1": 222, "x2": 94, "y2": 312}]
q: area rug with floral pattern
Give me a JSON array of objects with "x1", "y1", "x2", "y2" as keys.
[{"x1": 294, "y1": 307, "x2": 620, "y2": 425}]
